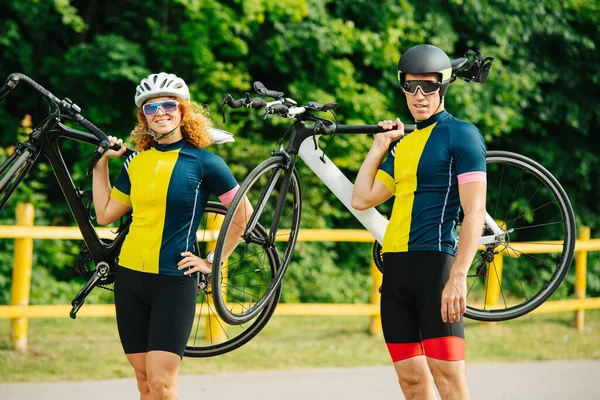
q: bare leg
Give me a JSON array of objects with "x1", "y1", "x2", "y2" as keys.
[
  {"x1": 146, "y1": 350, "x2": 182, "y2": 400},
  {"x1": 427, "y1": 358, "x2": 470, "y2": 400},
  {"x1": 393, "y1": 355, "x2": 437, "y2": 400},
  {"x1": 126, "y1": 353, "x2": 152, "y2": 400}
]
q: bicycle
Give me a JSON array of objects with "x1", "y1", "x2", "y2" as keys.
[
  {"x1": 0, "y1": 73, "x2": 279, "y2": 357},
  {"x1": 210, "y1": 49, "x2": 576, "y2": 327}
]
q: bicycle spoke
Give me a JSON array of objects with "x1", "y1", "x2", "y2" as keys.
[
  {"x1": 185, "y1": 202, "x2": 279, "y2": 357},
  {"x1": 465, "y1": 152, "x2": 574, "y2": 322},
  {"x1": 210, "y1": 158, "x2": 300, "y2": 325}
]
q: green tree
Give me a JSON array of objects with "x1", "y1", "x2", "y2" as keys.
[{"x1": 0, "y1": 0, "x2": 598, "y2": 304}]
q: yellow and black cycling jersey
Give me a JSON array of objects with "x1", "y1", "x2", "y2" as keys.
[
  {"x1": 376, "y1": 110, "x2": 486, "y2": 256},
  {"x1": 111, "y1": 139, "x2": 239, "y2": 276}
]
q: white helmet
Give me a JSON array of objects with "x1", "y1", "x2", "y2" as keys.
[{"x1": 134, "y1": 72, "x2": 190, "y2": 107}]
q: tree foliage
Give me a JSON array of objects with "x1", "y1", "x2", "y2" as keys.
[{"x1": 0, "y1": 0, "x2": 598, "y2": 304}]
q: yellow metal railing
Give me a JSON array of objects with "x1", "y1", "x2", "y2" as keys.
[{"x1": 1, "y1": 203, "x2": 599, "y2": 350}]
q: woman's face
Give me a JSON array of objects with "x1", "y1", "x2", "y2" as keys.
[{"x1": 143, "y1": 96, "x2": 182, "y2": 135}]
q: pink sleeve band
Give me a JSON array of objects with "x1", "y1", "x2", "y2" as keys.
[
  {"x1": 457, "y1": 171, "x2": 486, "y2": 185},
  {"x1": 218, "y1": 184, "x2": 240, "y2": 205}
]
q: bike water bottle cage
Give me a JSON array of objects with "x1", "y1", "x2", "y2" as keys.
[{"x1": 400, "y1": 80, "x2": 442, "y2": 95}]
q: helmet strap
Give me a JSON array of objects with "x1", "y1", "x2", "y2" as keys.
[{"x1": 145, "y1": 126, "x2": 180, "y2": 142}]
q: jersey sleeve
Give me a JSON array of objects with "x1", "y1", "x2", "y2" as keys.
[
  {"x1": 375, "y1": 142, "x2": 397, "y2": 195},
  {"x1": 451, "y1": 123, "x2": 487, "y2": 185},
  {"x1": 110, "y1": 154, "x2": 135, "y2": 207},
  {"x1": 202, "y1": 152, "x2": 239, "y2": 204}
]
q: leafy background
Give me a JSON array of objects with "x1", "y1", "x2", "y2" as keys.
[{"x1": 0, "y1": 0, "x2": 598, "y2": 305}]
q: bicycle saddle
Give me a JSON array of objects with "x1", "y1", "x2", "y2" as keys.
[
  {"x1": 451, "y1": 57, "x2": 469, "y2": 72},
  {"x1": 209, "y1": 128, "x2": 235, "y2": 144}
]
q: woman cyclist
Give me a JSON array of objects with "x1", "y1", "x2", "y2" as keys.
[{"x1": 92, "y1": 72, "x2": 248, "y2": 399}]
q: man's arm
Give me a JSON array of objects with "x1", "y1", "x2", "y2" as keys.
[
  {"x1": 351, "y1": 118, "x2": 403, "y2": 210},
  {"x1": 441, "y1": 181, "x2": 486, "y2": 323}
]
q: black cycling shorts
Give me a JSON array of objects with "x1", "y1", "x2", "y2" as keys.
[
  {"x1": 114, "y1": 266, "x2": 198, "y2": 358},
  {"x1": 381, "y1": 251, "x2": 465, "y2": 362}
]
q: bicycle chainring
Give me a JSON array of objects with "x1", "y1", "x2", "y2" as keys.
[{"x1": 76, "y1": 242, "x2": 116, "y2": 288}]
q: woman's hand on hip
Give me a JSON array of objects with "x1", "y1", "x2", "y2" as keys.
[{"x1": 178, "y1": 251, "x2": 212, "y2": 275}]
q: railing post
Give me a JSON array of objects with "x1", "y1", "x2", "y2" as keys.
[
  {"x1": 575, "y1": 226, "x2": 590, "y2": 333},
  {"x1": 369, "y1": 256, "x2": 383, "y2": 337},
  {"x1": 484, "y1": 252, "x2": 503, "y2": 308},
  {"x1": 483, "y1": 251, "x2": 503, "y2": 327},
  {"x1": 205, "y1": 212, "x2": 227, "y2": 343},
  {"x1": 10, "y1": 202, "x2": 35, "y2": 352}
]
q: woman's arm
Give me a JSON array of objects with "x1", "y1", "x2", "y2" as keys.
[
  {"x1": 179, "y1": 195, "x2": 252, "y2": 275},
  {"x1": 92, "y1": 136, "x2": 129, "y2": 225}
]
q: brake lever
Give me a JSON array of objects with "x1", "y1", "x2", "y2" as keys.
[
  {"x1": 221, "y1": 94, "x2": 234, "y2": 123},
  {"x1": 86, "y1": 140, "x2": 110, "y2": 176},
  {"x1": 312, "y1": 121, "x2": 321, "y2": 151}
]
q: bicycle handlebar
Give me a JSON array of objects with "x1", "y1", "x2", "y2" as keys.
[
  {"x1": 1, "y1": 73, "x2": 113, "y2": 175},
  {"x1": 1, "y1": 73, "x2": 110, "y2": 143},
  {"x1": 221, "y1": 81, "x2": 417, "y2": 135}
]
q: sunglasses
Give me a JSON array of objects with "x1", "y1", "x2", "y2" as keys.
[
  {"x1": 400, "y1": 80, "x2": 442, "y2": 95},
  {"x1": 142, "y1": 100, "x2": 179, "y2": 116}
]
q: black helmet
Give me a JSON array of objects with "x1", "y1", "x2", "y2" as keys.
[{"x1": 397, "y1": 44, "x2": 452, "y2": 98}]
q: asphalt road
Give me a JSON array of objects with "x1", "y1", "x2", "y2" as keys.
[{"x1": 1, "y1": 360, "x2": 599, "y2": 399}]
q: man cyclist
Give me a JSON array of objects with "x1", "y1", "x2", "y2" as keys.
[{"x1": 352, "y1": 44, "x2": 486, "y2": 400}]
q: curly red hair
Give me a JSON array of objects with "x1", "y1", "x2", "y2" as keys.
[{"x1": 130, "y1": 99, "x2": 213, "y2": 151}]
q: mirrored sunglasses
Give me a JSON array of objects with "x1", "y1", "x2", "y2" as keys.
[
  {"x1": 142, "y1": 100, "x2": 179, "y2": 116},
  {"x1": 400, "y1": 80, "x2": 442, "y2": 95}
]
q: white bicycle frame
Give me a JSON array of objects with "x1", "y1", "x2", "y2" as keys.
[{"x1": 298, "y1": 135, "x2": 507, "y2": 246}]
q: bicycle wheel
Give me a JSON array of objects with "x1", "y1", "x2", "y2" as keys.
[
  {"x1": 211, "y1": 156, "x2": 302, "y2": 325},
  {"x1": 464, "y1": 151, "x2": 576, "y2": 321},
  {"x1": 185, "y1": 201, "x2": 281, "y2": 357},
  {"x1": 0, "y1": 145, "x2": 38, "y2": 211}
]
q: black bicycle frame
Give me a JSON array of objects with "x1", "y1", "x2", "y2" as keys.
[{"x1": 1, "y1": 121, "x2": 134, "y2": 317}]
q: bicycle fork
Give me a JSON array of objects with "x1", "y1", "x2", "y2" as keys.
[{"x1": 244, "y1": 156, "x2": 295, "y2": 247}]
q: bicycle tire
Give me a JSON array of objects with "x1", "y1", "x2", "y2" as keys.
[
  {"x1": 464, "y1": 151, "x2": 575, "y2": 321},
  {"x1": 185, "y1": 201, "x2": 281, "y2": 357},
  {"x1": 371, "y1": 151, "x2": 575, "y2": 322},
  {"x1": 211, "y1": 156, "x2": 302, "y2": 325}
]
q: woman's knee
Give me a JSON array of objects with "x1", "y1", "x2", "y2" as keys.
[
  {"x1": 146, "y1": 350, "x2": 181, "y2": 394},
  {"x1": 148, "y1": 372, "x2": 178, "y2": 396},
  {"x1": 134, "y1": 371, "x2": 151, "y2": 395}
]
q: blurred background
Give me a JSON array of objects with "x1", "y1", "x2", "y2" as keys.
[{"x1": 0, "y1": 0, "x2": 598, "y2": 309}]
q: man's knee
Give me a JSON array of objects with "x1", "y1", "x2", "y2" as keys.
[
  {"x1": 427, "y1": 358, "x2": 469, "y2": 398},
  {"x1": 394, "y1": 357, "x2": 435, "y2": 397}
]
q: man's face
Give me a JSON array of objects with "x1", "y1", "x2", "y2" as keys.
[{"x1": 403, "y1": 73, "x2": 443, "y2": 121}]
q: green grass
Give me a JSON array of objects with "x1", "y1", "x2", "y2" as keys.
[{"x1": 1, "y1": 310, "x2": 600, "y2": 382}]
